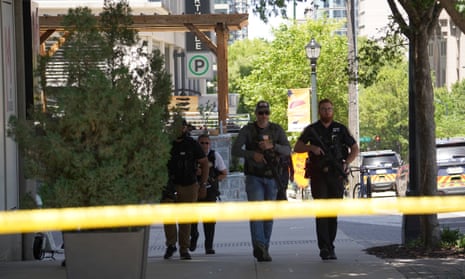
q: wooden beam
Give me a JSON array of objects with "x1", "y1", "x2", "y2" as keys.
[
  {"x1": 39, "y1": 14, "x2": 248, "y2": 33},
  {"x1": 184, "y1": 23, "x2": 217, "y2": 56},
  {"x1": 40, "y1": 29, "x2": 55, "y2": 44},
  {"x1": 215, "y1": 23, "x2": 229, "y2": 131},
  {"x1": 38, "y1": 13, "x2": 248, "y2": 132}
]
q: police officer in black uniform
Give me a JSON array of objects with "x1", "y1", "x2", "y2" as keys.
[{"x1": 294, "y1": 98, "x2": 359, "y2": 260}]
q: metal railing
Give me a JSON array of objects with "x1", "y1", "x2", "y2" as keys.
[{"x1": 182, "y1": 112, "x2": 250, "y2": 133}]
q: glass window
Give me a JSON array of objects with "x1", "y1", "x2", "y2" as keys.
[
  {"x1": 437, "y1": 145, "x2": 465, "y2": 161},
  {"x1": 362, "y1": 154, "x2": 400, "y2": 168},
  {"x1": 440, "y1": 40, "x2": 447, "y2": 56}
]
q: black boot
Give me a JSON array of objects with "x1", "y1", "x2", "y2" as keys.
[
  {"x1": 254, "y1": 243, "x2": 272, "y2": 262},
  {"x1": 204, "y1": 222, "x2": 216, "y2": 254},
  {"x1": 190, "y1": 223, "x2": 199, "y2": 252}
]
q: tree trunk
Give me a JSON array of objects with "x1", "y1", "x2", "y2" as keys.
[
  {"x1": 413, "y1": 28, "x2": 441, "y2": 249},
  {"x1": 388, "y1": 0, "x2": 441, "y2": 249}
]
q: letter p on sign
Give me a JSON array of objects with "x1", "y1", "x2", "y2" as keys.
[{"x1": 187, "y1": 52, "x2": 213, "y2": 79}]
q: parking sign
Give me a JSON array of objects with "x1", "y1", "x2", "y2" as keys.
[{"x1": 187, "y1": 52, "x2": 213, "y2": 79}]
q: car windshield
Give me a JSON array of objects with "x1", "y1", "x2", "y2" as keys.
[
  {"x1": 362, "y1": 155, "x2": 399, "y2": 168},
  {"x1": 437, "y1": 145, "x2": 465, "y2": 161}
]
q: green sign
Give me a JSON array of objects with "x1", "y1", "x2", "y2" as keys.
[{"x1": 360, "y1": 136, "x2": 372, "y2": 143}]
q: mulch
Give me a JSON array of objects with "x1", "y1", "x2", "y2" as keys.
[{"x1": 365, "y1": 244, "x2": 465, "y2": 259}]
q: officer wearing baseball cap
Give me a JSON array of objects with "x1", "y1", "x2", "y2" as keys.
[{"x1": 231, "y1": 100, "x2": 291, "y2": 262}]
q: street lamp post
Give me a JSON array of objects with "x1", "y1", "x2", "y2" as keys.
[{"x1": 305, "y1": 38, "x2": 321, "y2": 123}]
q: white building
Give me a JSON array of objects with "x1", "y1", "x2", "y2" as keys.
[
  {"x1": 429, "y1": 11, "x2": 465, "y2": 89},
  {"x1": 358, "y1": 0, "x2": 465, "y2": 89},
  {"x1": 305, "y1": 0, "x2": 465, "y2": 89}
]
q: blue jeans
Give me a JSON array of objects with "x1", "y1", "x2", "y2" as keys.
[{"x1": 245, "y1": 175, "x2": 278, "y2": 248}]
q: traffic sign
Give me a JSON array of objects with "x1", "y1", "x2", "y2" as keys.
[
  {"x1": 360, "y1": 136, "x2": 372, "y2": 143},
  {"x1": 186, "y1": 52, "x2": 213, "y2": 79}
]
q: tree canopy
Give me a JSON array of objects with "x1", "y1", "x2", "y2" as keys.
[{"x1": 232, "y1": 19, "x2": 348, "y2": 130}]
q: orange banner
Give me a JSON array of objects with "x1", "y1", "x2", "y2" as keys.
[
  {"x1": 292, "y1": 152, "x2": 309, "y2": 189},
  {"x1": 287, "y1": 88, "x2": 310, "y2": 132}
]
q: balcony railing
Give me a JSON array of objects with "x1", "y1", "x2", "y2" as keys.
[{"x1": 182, "y1": 111, "x2": 250, "y2": 133}]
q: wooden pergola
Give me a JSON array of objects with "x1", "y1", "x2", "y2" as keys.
[{"x1": 39, "y1": 13, "x2": 249, "y2": 130}]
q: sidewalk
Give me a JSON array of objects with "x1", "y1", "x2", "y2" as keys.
[{"x1": 0, "y1": 218, "x2": 404, "y2": 279}]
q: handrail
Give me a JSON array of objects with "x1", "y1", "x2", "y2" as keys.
[{"x1": 181, "y1": 112, "x2": 250, "y2": 132}]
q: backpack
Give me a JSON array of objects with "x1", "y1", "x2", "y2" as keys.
[{"x1": 168, "y1": 137, "x2": 198, "y2": 185}]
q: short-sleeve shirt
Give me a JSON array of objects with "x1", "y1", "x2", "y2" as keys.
[{"x1": 298, "y1": 120, "x2": 356, "y2": 166}]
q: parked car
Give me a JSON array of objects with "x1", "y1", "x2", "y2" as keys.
[
  {"x1": 436, "y1": 138, "x2": 465, "y2": 195},
  {"x1": 395, "y1": 138, "x2": 465, "y2": 196},
  {"x1": 360, "y1": 150, "x2": 402, "y2": 195}
]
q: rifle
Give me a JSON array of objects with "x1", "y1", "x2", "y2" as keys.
[
  {"x1": 307, "y1": 127, "x2": 348, "y2": 181},
  {"x1": 263, "y1": 150, "x2": 288, "y2": 201}
]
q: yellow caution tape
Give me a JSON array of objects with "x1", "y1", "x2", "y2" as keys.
[{"x1": 1, "y1": 196, "x2": 465, "y2": 234}]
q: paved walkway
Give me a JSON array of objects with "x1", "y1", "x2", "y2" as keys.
[{"x1": 0, "y1": 215, "x2": 464, "y2": 278}]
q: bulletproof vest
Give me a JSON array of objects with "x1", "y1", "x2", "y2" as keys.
[
  {"x1": 328, "y1": 127, "x2": 348, "y2": 161},
  {"x1": 243, "y1": 123, "x2": 281, "y2": 177},
  {"x1": 198, "y1": 150, "x2": 219, "y2": 182},
  {"x1": 168, "y1": 137, "x2": 198, "y2": 185}
]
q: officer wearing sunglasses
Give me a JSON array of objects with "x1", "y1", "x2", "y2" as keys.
[{"x1": 231, "y1": 100, "x2": 291, "y2": 262}]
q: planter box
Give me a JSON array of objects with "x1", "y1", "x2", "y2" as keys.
[{"x1": 64, "y1": 227, "x2": 149, "y2": 279}]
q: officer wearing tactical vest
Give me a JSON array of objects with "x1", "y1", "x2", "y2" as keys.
[
  {"x1": 294, "y1": 98, "x2": 359, "y2": 260},
  {"x1": 162, "y1": 119, "x2": 209, "y2": 260},
  {"x1": 189, "y1": 134, "x2": 227, "y2": 255},
  {"x1": 232, "y1": 100, "x2": 291, "y2": 262}
]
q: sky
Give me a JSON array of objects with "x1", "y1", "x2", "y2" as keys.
[{"x1": 247, "y1": 2, "x2": 308, "y2": 40}]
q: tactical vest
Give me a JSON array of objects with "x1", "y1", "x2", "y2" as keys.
[
  {"x1": 243, "y1": 122, "x2": 282, "y2": 177},
  {"x1": 168, "y1": 137, "x2": 198, "y2": 185}
]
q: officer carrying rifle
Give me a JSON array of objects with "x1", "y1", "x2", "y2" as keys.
[
  {"x1": 232, "y1": 100, "x2": 291, "y2": 262},
  {"x1": 294, "y1": 98, "x2": 359, "y2": 261}
]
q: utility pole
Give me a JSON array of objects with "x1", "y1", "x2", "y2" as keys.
[
  {"x1": 293, "y1": 0, "x2": 297, "y2": 20},
  {"x1": 346, "y1": 0, "x2": 360, "y2": 197},
  {"x1": 347, "y1": 0, "x2": 359, "y2": 154}
]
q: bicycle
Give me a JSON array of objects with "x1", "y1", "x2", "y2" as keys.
[{"x1": 349, "y1": 166, "x2": 372, "y2": 198}]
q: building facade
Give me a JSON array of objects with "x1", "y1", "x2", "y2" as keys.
[
  {"x1": 358, "y1": 0, "x2": 465, "y2": 89},
  {"x1": 0, "y1": 0, "x2": 31, "y2": 261}
]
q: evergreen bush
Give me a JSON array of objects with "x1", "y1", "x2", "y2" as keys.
[{"x1": 9, "y1": 0, "x2": 174, "y2": 208}]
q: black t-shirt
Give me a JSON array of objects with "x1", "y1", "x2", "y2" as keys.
[{"x1": 298, "y1": 120, "x2": 356, "y2": 166}]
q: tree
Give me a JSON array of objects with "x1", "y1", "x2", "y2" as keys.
[
  {"x1": 359, "y1": 63, "x2": 409, "y2": 157},
  {"x1": 234, "y1": 19, "x2": 348, "y2": 130},
  {"x1": 387, "y1": 0, "x2": 441, "y2": 248},
  {"x1": 435, "y1": 80, "x2": 465, "y2": 137},
  {"x1": 228, "y1": 38, "x2": 269, "y2": 94},
  {"x1": 249, "y1": 0, "x2": 309, "y2": 23},
  {"x1": 9, "y1": 0, "x2": 173, "y2": 208}
]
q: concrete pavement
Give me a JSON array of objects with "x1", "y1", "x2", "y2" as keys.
[
  {"x1": 0, "y1": 217, "x2": 405, "y2": 279},
  {"x1": 146, "y1": 219, "x2": 404, "y2": 278},
  {"x1": 2, "y1": 195, "x2": 465, "y2": 279}
]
